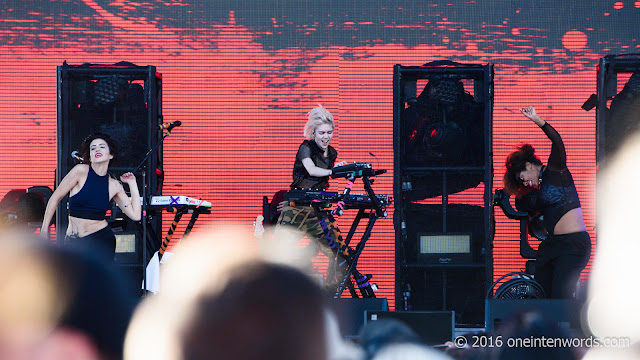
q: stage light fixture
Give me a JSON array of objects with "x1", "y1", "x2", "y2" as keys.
[
  {"x1": 93, "y1": 75, "x2": 124, "y2": 104},
  {"x1": 605, "y1": 70, "x2": 640, "y2": 160},
  {"x1": 403, "y1": 76, "x2": 484, "y2": 165}
]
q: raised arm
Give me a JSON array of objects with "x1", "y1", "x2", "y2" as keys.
[
  {"x1": 112, "y1": 172, "x2": 142, "y2": 221},
  {"x1": 40, "y1": 165, "x2": 87, "y2": 236},
  {"x1": 520, "y1": 106, "x2": 566, "y2": 170}
]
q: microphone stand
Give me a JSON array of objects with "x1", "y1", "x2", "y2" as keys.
[
  {"x1": 132, "y1": 127, "x2": 176, "y2": 174},
  {"x1": 142, "y1": 169, "x2": 148, "y2": 296},
  {"x1": 135, "y1": 127, "x2": 174, "y2": 296}
]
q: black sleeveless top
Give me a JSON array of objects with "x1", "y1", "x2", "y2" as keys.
[
  {"x1": 519, "y1": 123, "x2": 581, "y2": 234},
  {"x1": 68, "y1": 166, "x2": 110, "y2": 220},
  {"x1": 291, "y1": 140, "x2": 337, "y2": 190}
]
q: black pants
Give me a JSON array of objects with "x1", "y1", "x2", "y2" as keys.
[
  {"x1": 66, "y1": 226, "x2": 116, "y2": 263},
  {"x1": 535, "y1": 231, "x2": 591, "y2": 299}
]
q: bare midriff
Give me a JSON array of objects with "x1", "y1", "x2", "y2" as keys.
[{"x1": 553, "y1": 207, "x2": 587, "y2": 235}]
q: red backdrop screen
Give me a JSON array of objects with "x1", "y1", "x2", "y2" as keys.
[{"x1": 1, "y1": 1, "x2": 638, "y2": 309}]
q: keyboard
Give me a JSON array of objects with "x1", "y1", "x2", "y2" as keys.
[
  {"x1": 285, "y1": 189, "x2": 390, "y2": 208},
  {"x1": 149, "y1": 196, "x2": 212, "y2": 208}
]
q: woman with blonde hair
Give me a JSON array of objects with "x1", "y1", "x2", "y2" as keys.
[
  {"x1": 276, "y1": 105, "x2": 349, "y2": 293},
  {"x1": 289, "y1": 105, "x2": 341, "y2": 188}
]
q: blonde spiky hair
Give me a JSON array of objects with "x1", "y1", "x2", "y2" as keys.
[{"x1": 304, "y1": 105, "x2": 334, "y2": 139}]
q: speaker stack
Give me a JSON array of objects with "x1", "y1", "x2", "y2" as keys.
[
  {"x1": 393, "y1": 61, "x2": 494, "y2": 326},
  {"x1": 56, "y1": 62, "x2": 163, "y2": 292}
]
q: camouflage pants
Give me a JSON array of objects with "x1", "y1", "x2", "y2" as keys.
[{"x1": 275, "y1": 204, "x2": 350, "y2": 291}]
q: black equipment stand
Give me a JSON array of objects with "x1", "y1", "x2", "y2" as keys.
[
  {"x1": 136, "y1": 127, "x2": 177, "y2": 294},
  {"x1": 492, "y1": 188, "x2": 539, "y2": 266},
  {"x1": 156, "y1": 205, "x2": 211, "y2": 261},
  {"x1": 327, "y1": 173, "x2": 389, "y2": 299}
]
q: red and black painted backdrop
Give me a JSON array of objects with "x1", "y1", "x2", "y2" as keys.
[{"x1": 1, "y1": 0, "x2": 638, "y2": 308}]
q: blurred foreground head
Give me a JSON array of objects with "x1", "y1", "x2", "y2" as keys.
[
  {"x1": 0, "y1": 229, "x2": 136, "y2": 360},
  {"x1": 359, "y1": 319, "x2": 421, "y2": 359},
  {"x1": 125, "y1": 226, "x2": 326, "y2": 360},
  {"x1": 488, "y1": 311, "x2": 578, "y2": 360},
  {"x1": 584, "y1": 131, "x2": 640, "y2": 358}
]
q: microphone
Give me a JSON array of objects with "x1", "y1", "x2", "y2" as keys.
[
  {"x1": 369, "y1": 152, "x2": 380, "y2": 170},
  {"x1": 159, "y1": 120, "x2": 182, "y2": 131},
  {"x1": 71, "y1": 151, "x2": 84, "y2": 162}
]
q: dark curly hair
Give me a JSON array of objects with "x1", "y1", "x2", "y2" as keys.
[
  {"x1": 503, "y1": 144, "x2": 542, "y2": 197},
  {"x1": 79, "y1": 133, "x2": 118, "y2": 166}
]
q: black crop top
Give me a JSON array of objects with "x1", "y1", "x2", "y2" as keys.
[
  {"x1": 535, "y1": 123, "x2": 581, "y2": 234},
  {"x1": 68, "y1": 166, "x2": 110, "y2": 220},
  {"x1": 291, "y1": 140, "x2": 337, "y2": 190}
]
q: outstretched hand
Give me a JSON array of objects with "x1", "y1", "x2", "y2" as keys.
[
  {"x1": 120, "y1": 172, "x2": 137, "y2": 185},
  {"x1": 520, "y1": 106, "x2": 545, "y2": 126}
]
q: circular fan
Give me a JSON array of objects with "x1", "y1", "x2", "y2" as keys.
[{"x1": 487, "y1": 272, "x2": 546, "y2": 299}]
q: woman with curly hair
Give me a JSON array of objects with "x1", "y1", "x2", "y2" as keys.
[
  {"x1": 41, "y1": 133, "x2": 141, "y2": 261},
  {"x1": 504, "y1": 106, "x2": 590, "y2": 299}
]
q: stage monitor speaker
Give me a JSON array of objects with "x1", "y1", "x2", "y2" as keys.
[
  {"x1": 365, "y1": 311, "x2": 454, "y2": 346},
  {"x1": 327, "y1": 298, "x2": 388, "y2": 338},
  {"x1": 485, "y1": 299, "x2": 583, "y2": 333}
]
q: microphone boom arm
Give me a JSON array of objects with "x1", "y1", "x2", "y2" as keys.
[{"x1": 132, "y1": 126, "x2": 175, "y2": 174}]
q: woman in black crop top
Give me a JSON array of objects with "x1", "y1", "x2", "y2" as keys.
[
  {"x1": 41, "y1": 133, "x2": 142, "y2": 261},
  {"x1": 275, "y1": 105, "x2": 350, "y2": 294},
  {"x1": 503, "y1": 106, "x2": 591, "y2": 299}
]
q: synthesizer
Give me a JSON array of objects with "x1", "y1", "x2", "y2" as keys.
[
  {"x1": 284, "y1": 189, "x2": 390, "y2": 208},
  {"x1": 331, "y1": 162, "x2": 384, "y2": 179},
  {"x1": 149, "y1": 195, "x2": 212, "y2": 208}
]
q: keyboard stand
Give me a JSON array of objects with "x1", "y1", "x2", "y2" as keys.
[
  {"x1": 330, "y1": 175, "x2": 387, "y2": 299},
  {"x1": 155, "y1": 206, "x2": 211, "y2": 260}
]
